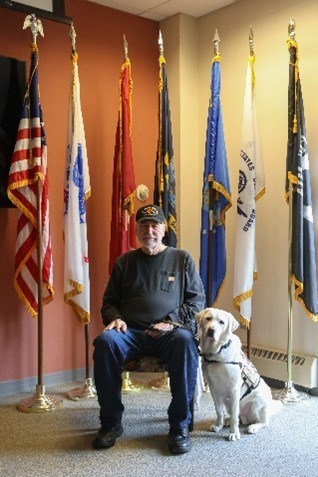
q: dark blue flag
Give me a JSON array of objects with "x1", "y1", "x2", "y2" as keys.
[
  {"x1": 154, "y1": 54, "x2": 177, "y2": 247},
  {"x1": 199, "y1": 54, "x2": 232, "y2": 306},
  {"x1": 286, "y1": 39, "x2": 318, "y2": 320}
]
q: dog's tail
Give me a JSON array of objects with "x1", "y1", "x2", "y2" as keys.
[{"x1": 270, "y1": 398, "x2": 284, "y2": 416}]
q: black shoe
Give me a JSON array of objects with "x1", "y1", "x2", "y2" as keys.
[
  {"x1": 92, "y1": 423, "x2": 123, "y2": 449},
  {"x1": 168, "y1": 427, "x2": 192, "y2": 454}
]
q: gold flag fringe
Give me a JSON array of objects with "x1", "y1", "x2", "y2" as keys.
[{"x1": 291, "y1": 274, "x2": 318, "y2": 323}]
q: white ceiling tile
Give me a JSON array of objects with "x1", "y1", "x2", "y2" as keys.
[
  {"x1": 86, "y1": 0, "x2": 143, "y2": 15},
  {"x1": 151, "y1": 0, "x2": 236, "y2": 18},
  {"x1": 86, "y1": 0, "x2": 237, "y2": 20},
  {"x1": 140, "y1": 11, "x2": 166, "y2": 22}
]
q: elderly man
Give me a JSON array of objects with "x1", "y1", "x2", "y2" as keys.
[{"x1": 93, "y1": 204, "x2": 205, "y2": 454}]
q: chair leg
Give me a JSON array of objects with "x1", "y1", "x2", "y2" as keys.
[{"x1": 162, "y1": 371, "x2": 170, "y2": 389}]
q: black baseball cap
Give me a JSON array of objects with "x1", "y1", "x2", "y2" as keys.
[{"x1": 136, "y1": 204, "x2": 166, "y2": 224}]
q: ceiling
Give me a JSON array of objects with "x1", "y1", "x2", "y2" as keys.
[{"x1": 86, "y1": 0, "x2": 237, "y2": 21}]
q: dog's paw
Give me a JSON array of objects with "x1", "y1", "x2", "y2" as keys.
[
  {"x1": 228, "y1": 430, "x2": 240, "y2": 441},
  {"x1": 210, "y1": 424, "x2": 223, "y2": 433},
  {"x1": 246, "y1": 423, "x2": 264, "y2": 434}
]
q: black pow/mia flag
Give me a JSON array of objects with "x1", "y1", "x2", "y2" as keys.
[{"x1": 286, "y1": 38, "x2": 318, "y2": 320}]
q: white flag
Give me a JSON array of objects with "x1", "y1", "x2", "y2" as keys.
[
  {"x1": 64, "y1": 52, "x2": 91, "y2": 324},
  {"x1": 233, "y1": 55, "x2": 265, "y2": 327}
]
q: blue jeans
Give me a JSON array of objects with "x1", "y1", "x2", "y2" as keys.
[{"x1": 93, "y1": 327, "x2": 198, "y2": 430}]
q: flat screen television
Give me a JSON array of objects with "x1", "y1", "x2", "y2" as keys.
[{"x1": 0, "y1": 55, "x2": 26, "y2": 208}]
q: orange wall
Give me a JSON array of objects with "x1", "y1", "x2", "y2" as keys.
[{"x1": 0, "y1": 0, "x2": 158, "y2": 383}]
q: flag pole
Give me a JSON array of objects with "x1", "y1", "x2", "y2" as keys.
[
  {"x1": 17, "y1": 15, "x2": 62, "y2": 413},
  {"x1": 274, "y1": 19, "x2": 305, "y2": 404},
  {"x1": 112, "y1": 33, "x2": 139, "y2": 394},
  {"x1": 66, "y1": 23, "x2": 96, "y2": 401},
  {"x1": 275, "y1": 161, "x2": 302, "y2": 402},
  {"x1": 245, "y1": 26, "x2": 255, "y2": 360},
  {"x1": 155, "y1": 29, "x2": 164, "y2": 211},
  {"x1": 67, "y1": 324, "x2": 96, "y2": 400},
  {"x1": 148, "y1": 30, "x2": 170, "y2": 389}
]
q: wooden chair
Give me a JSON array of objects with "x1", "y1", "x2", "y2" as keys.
[{"x1": 122, "y1": 356, "x2": 194, "y2": 431}]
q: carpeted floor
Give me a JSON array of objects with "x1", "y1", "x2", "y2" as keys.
[{"x1": 0, "y1": 375, "x2": 317, "y2": 477}]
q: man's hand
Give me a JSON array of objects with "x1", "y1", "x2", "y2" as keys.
[
  {"x1": 145, "y1": 322, "x2": 174, "y2": 338},
  {"x1": 150, "y1": 322, "x2": 174, "y2": 332},
  {"x1": 104, "y1": 318, "x2": 127, "y2": 333}
]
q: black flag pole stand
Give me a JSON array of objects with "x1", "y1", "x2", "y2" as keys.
[{"x1": 18, "y1": 168, "x2": 62, "y2": 412}]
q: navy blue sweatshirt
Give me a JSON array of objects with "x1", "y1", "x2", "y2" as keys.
[{"x1": 101, "y1": 247, "x2": 205, "y2": 336}]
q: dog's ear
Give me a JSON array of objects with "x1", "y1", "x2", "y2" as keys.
[
  {"x1": 226, "y1": 312, "x2": 239, "y2": 333},
  {"x1": 196, "y1": 309, "x2": 206, "y2": 326},
  {"x1": 196, "y1": 309, "x2": 206, "y2": 341}
]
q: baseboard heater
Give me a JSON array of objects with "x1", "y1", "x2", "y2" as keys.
[{"x1": 242, "y1": 344, "x2": 318, "y2": 389}]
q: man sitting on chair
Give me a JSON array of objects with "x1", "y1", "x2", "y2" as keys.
[{"x1": 93, "y1": 204, "x2": 205, "y2": 454}]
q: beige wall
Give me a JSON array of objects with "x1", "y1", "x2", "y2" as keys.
[
  {"x1": 162, "y1": 0, "x2": 318, "y2": 357},
  {"x1": 161, "y1": 14, "x2": 201, "y2": 258}
]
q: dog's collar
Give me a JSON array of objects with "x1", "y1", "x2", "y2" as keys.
[
  {"x1": 200, "y1": 339, "x2": 232, "y2": 358},
  {"x1": 219, "y1": 339, "x2": 231, "y2": 351},
  {"x1": 201, "y1": 340, "x2": 243, "y2": 366}
]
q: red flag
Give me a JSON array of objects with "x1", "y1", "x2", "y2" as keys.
[
  {"x1": 109, "y1": 58, "x2": 136, "y2": 272},
  {"x1": 7, "y1": 44, "x2": 54, "y2": 317}
]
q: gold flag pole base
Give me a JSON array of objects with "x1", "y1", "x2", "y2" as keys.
[
  {"x1": 149, "y1": 371, "x2": 170, "y2": 390},
  {"x1": 122, "y1": 371, "x2": 140, "y2": 393},
  {"x1": 274, "y1": 381, "x2": 308, "y2": 403},
  {"x1": 67, "y1": 378, "x2": 97, "y2": 401},
  {"x1": 17, "y1": 384, "x2": 63, "y2": 413}
]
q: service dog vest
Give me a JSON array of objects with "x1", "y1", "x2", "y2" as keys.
[{"x1": 202, "y1": 343, "x2": 260, "y2": 400}]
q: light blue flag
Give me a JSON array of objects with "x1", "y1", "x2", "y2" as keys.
[{"x1": 200, "y1": 54, "x2": 232, "y2": 306}]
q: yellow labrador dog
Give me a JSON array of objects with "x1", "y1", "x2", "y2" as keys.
[{"x1": 197, "y1": 307, "x2": 282, "y2": 441}]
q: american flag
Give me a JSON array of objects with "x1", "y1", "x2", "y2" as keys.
[{"x1": 7, "y1": 44, "x2": 53, "y2": 317}]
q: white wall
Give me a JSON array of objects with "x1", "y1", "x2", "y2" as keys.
[{"x1": 162, "y1": 0, "x2": 318, "y2": 358}]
